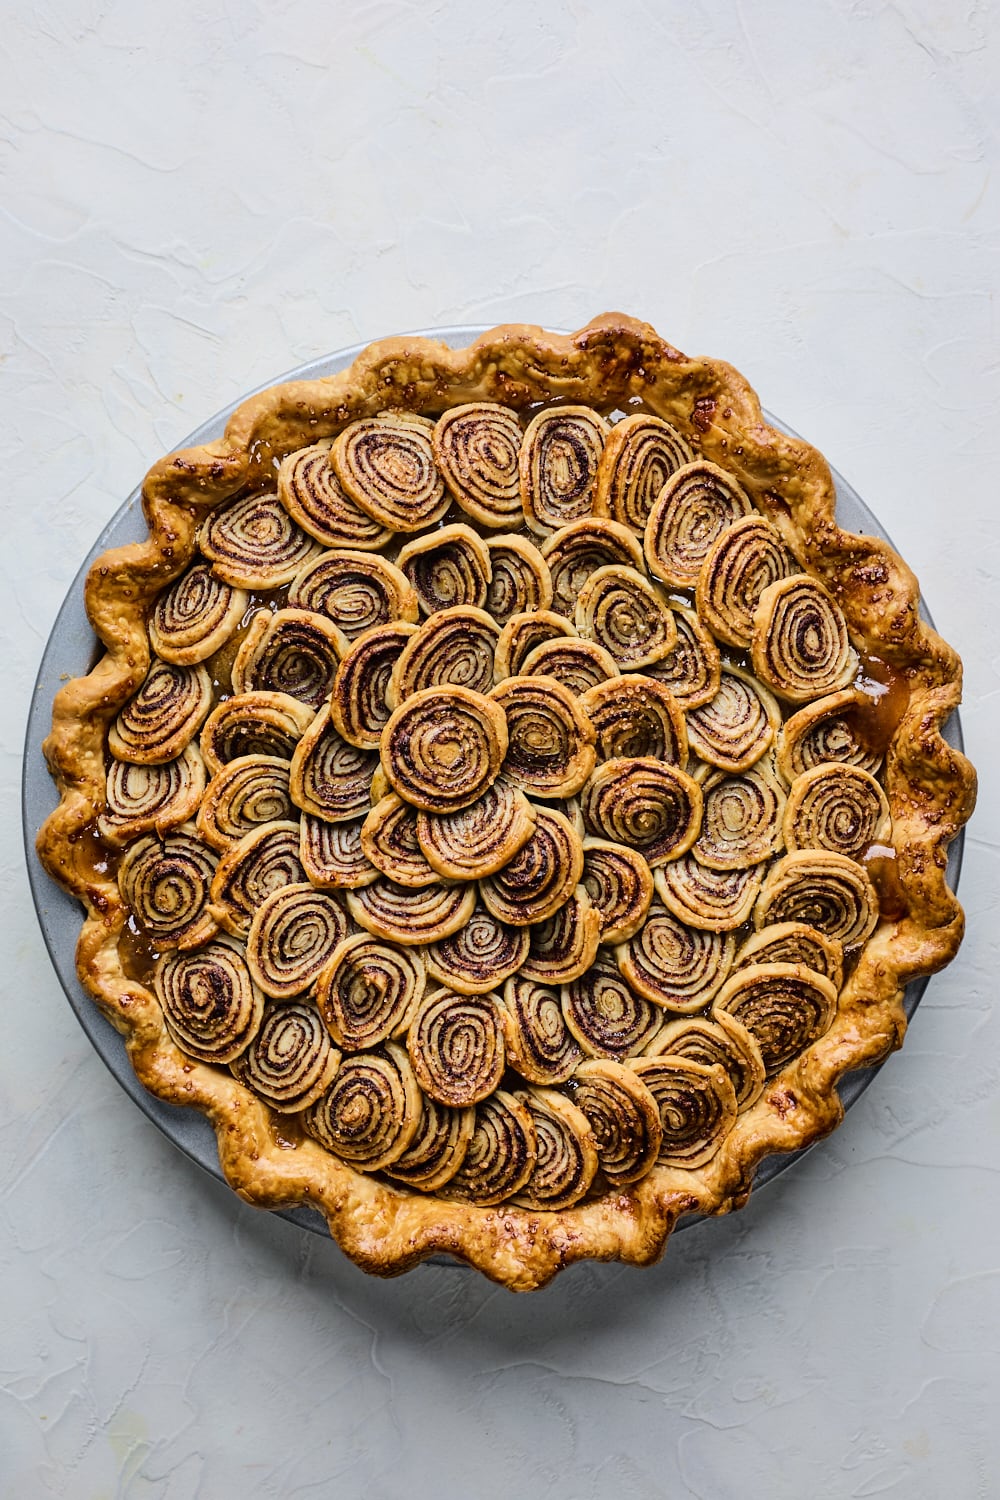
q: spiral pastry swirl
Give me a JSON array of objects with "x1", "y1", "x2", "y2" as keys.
[
  {"x1": 278, "y1": 441, "x2": 394, "y2": 550},
  {"x1": 695, "y1": 515, "x2": 799, "y2": 649},
  {"x1": 288, "y1": 550, "x2": 418, "y2": 638},
  {"x1": 712, "y1": 962, "x2": 839, "y2": 1076},
  {"x1": 629, "y1": 1057, "x2": 738, "y2": 1168},
  {"x1": 580, "y1": 838, "x2": 654, "y2": 945},
  {"x1": 521, "y1": 887, "x2": 602, "y2": 986},
  {"x1": 154, "y1": 938, "x2": 265, "y2": 1065},
  {"x1": 479, "y1": 806, "x2": 584, "y2": 926},
  {"x1": 520, "y1": 638, "x2": 620, "y2": 697},
  {"x1": 561, "y1": 954, "x2": 662, "y2": 1060},
  {"x1": 751, "y1": 576, "x2": 858, "y2": 703},
  {"x1": 426, "y1": 903, "x2": 529, "y2": 995},
  {"x1": 300, "y1": 815, "x2": 378, "y2": 891},
  {"x1": 644, "y1": 605, "x2": 721, "y2": 711},
  {"x1": 493, "y1": 610, "x2": 577, "y2": 681},
  {"x1": 346, "y1": 879, "x2": 476, "y2": 946},
  {"x1": 329, "y1": 622, "x2": 420, "y2": 750},
  {"x1": 540, "y1": 517, "x2": 646, "y2": 619},
  {"x1": 231, "y1": 1000, "x2": 339, "y2": 1112},
  {"x1": 199, "y1": 692, "x2": 315, "y2": 777},
  {"x1": 783, "y1": 764, "x2": 890, "y2": 862},
  {"x1": 415, "y1": 778, "x2": 537, "y2": 881},
  {"x1": 245, "y1": 883, "x2": 352, "y2": 1000},
  {"x1": 109, "y1": 660, "x2": 213, "y2": 766},
  {"x1": 200, "y1": 491, "x2": 319, "y2": 589},
  {"x1": 754, "y1": 850, "x2": 880, "y2": 946},
  {"x1": 512, "y1": 1089, "x2": 598, "y2": 1211},
  {"x1": 496, "y1": 975, "x2": 582, "y2": 1084},
  {"x1": 520, "y1": 405, "x2": 610, "y2": 534},
  {"x1": 209, "y1": 821, "x2": 306, "y2": 938},
  {"x1": 579, "y1": 675, "x2": 687, "y2": 767},
  {"x1": 303, "y1": 1044, "x2": 422, "y2": 1171},
  {"x1": 654, "y1": 856, "x2": 764, "y2": 932},
  {"x1": 383, "y1": 1095, "x2": 475, "y2": 1192},
  {"x1": 485, "y1": 535, "x2": 553, "y2": 623},
  {"x1": 777, "y1": 689, "x2": 883, "y2": 781},
  {"x1": 575, "y1": 565, "x2": 677, "y2": 670},
  {"x1": 332, "y1": 413, "x2": 449, "y2": 532},
  {"x1": 432, "y1": 402, "x2": 524, "y2": 528},
  {"x1": 119, "y1": 829, "x2": 218, "y2": 950},
  {"x1": 389, "y1": 606, "x2": 501, "y2": 706},
  {"x1": 149, "y1": 563, "x2": 248, "y2": 665},
  {"x1": 595, "y1": 412, "x2": 695, "y2": 531},
  {"x1": 99, "y1": 745, "x2": 206, "y2": 846},
  {"x1": 685, "y1": 666, "x2": 782, "y2": 774},
  {"x1": 231, "y1": 608, "x2": 343, "y2": 710},
  {"x1": 397, "y1": 524, "x2": 492, "y2": 616},
  {"x1": 196, "y1": 755, "x2": 294, "y2": 851},
  {"x1": 692, "y1": 759, "x2": 787, "y2": 871},
  {"x1": 646, "y1": 1014, "x2": 766, "y2": 1111},
  {"x1": 407, "y1": 988, "x2": 507, "y2": 1106},
  {"x1": 442, "y1": 1090, "x2": 538, "y2": 1205},
  {"x1": 571, "y1": 1059, "x2": 662, "y2": 1185},
  {"x1": 644, "y1": 460, "x2": 754, "y2": 589},
  {"x1": 360, "y1": 794, "x2": 439, "y2": 887},
  {"x1": 490, "y1": 675, "x2": 596, "y2": 800},
  {"x1": 316, "y1": 934, "x2": 426, "y2": 1049},
  {"x1": 616, "y1": 902, "x2": 735, "y2": 1011},
  {"x1": 580, "y1": 758, "x2": 702, "y2": 868},
  {"x1": 290, "y1": 706, "x2": 378, "y2": 822},
  {"x1": 733, "y1": 922, "x2": 844, "y2": 990},
  {"x1": 381, "y1": 686, "x2": 507, "y2": 814}
]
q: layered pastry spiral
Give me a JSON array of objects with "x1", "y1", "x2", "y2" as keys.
[
  {"x1": 196, "y1": 755, "x2": 294, "y2": 851},
  {"x1": 490, "y1": 676, "x2": 596, "y2": 799},
  {"x1": 713, "y1": 962, "x2": 838, "y2": 1076},
  {"x1": 485, "y1": 535, "x2": 552, "y2": 623},
  {"x1": 245, "y1": 883, "x2": 352, "y2": 1000},
  {"x1": 231, "y1": 608, "x2": 343, "y2": 709},
  {"x1": 288, "y1": 550, "x2": 417, "y2": 637},
  {"x1": 119, "y1": 829, "x2": 218, "y2": 950},
  {"x1": 520, "y1": 406, "x2": 609, "y2": 533},
  {"x1": 317, "y1": 934, "x2": 425, "y2": 1049},
  {"x1": 407, "y1": 989, "x2": 507, "y2": 1106},
  {"x1": 594, "y1": 414, "x2": 694, "y2": 533},
  {"x1": 751, "y1": 577, "x2": 858, "y2": 703},
  {"x1": 231, "y1": 1001, "x2": 339, "y2": 1112},
  {"x1": 100, "y1": 746, "x2": 207, "y2": 846},
  {"x1": 644, "y1": 461, "x2": 753, "y2": 588},
  {"x1": 303, "y1": 1044, "x2": 421, "y2": 1171},
  {"x1": 154, "y1": 938, "x2": 264, "y2": 1064},
  {"x1": 278, "y1": 442, "x2": 394, "y2": 550},
  {"x1": 332, "y1": 414, "x2": 449, "y2": 532},
  {"x1": 541, "y1": 518, "x2": 645, "y2": 618},
  {"x1": 397, "y1": 525, "x2": 492, "y2": 615},
  {"x1": 581, "y1": 758, "x2": 702, "y2": 867},
  {"x1": 433, "y1": 403, "x2": 524, "y2": 528},
  {"x1": 149, "y1": 563, "x2": 247, "y2": 665},
  {"x1": 415, "y1": 778, "x2": 536, "y2": 881},
  {"x1": 497, "y1": 975, "x2": 582, "y2": 1084},
  {"x1": 109, "y1": 660, "x2": 213, "y2": 765},
  {"x1": 200, "y1": 492, "x2": 319, "y2": 587},
  {"x1": 199, "y1": 692, "x2": 314, "y2": 776}
]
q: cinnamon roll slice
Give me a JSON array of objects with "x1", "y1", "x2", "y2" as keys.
[
  {"x1": 109, "y1": 660, "x2": 213, "y2": 766},
  {"x1": 199, "y1": 691, "x2": 315, "y2": 777},
  {"x1": 442, "y1": 1091, "x2": 538, "y2": 1205},
  {"x1": 289, "y1": 705, "x2": 378, "y2": 822},
  {"x1": 512, "y1": 1089, "x2": 599, "y2": 1211},
  {"x1": 643, "y1": 605, "x2": 721, "y2": 711},
  {"x1": 751, "y1": 576, "x2": 859, "y2": 703},
  {"x1": 521, "y1": 887, "x2": 602, "y2": 986},
  {"x1": 397, "y1": 524, "x2": 492, "y2": 616},
  {"x1": 594, "y1": 412, "x2": 696, "y2": 532},
  {"x1": 561, "y1": 954, "x2": 662, "y2": 1060},
  {"x1": 149, "y1": 563, "x2": 248, "y2": 666},
  {"x1": 485, "y1": 535, "x2": 553, "y2": 624},
  {"x1": 580, "y1": 838, "x2": 654, "y2": 945},
  {"x1": 629, "y1": 1057, "x2": 738, "y2": 1168},
  {"x1": 520, "y1": 406, "x2": 610, "y2": 534},
  {"x1": 383, "y1": 1095, "x2": 475, "y2": 1192},
  {"x1": 753, "y1": 850, "x2": 880, "y2": 946},
  {"x1": 389, "y1": 606, "x2": 501, "y2": 706},
  {"x1": 332, "y1": 413, "x2": 449, "y2": 532},
  {"x1": 692, "y1": 758, "x2": 787, "y2": 870},
  {"x1": 654, "y1": 856, "x2": 764, "y2": 932},
  {"x1": 381, "y1": 685, "x2": 507, "y2": 814},
  {"x1": 278, "y1": 441, "x2": 394, "y2": 551},
  {"x1": 579, "y1": 675, "x2": 687, "y2": 767},
  {"x1": 300, "y1": 815, "x2": 378, "y2": 891},
  {"x1": 490, "y1": 675, "x2": 596, "y2": 799},
  {"x1": 685, "y1": 666, "x2": 783, "y2": 774},
  {"x1": 230, "y1": 608, "x2": 344, "y2": 710},
  {"x1": 712, "y1": 962, "x2": 839, "y2": 1076},
  {"x1": 407, "y1": 988, "x2": 507, "y2": 1106},
  {"x1": 783, "y1": 764, "x2": 890, "y2": 862},
  {"x1": 303, "y1": 1044, "x2": 421, "y2": 1171},
  {"x1": 416, "y1": 777, "x2": 536, "y2": 881},
  {"x1": 696, "y1": 515, "x2": 799, "y2": 649},
  {"x1": 118, "y1": 829, "x2": 219, "y2": 950},
  {"x1": 616, "y1": 902, "x2": 735, "y2": 1011},
  {"x1": 329, "y1": 622, "x2": 420, "y2": 750},
  {"x1": 317, "y1": 935, "x2": 426, "y2": 1050},
  {"x1": 580, "y1": 758, "x2": 703, "y2": 867},
  {"x1": 520, "y1": 637, "x2": 620, "y2": 697},
  {"x1": 209, "y1": 821, "x2": 306, "y2": 938},
  {"x1": 646, "y1": 1014, "x2": 766, "y2": 1111},
  {"x1": 777, "y1": 689, "x2": 884, "y2": 781},
  {"x1": 571, "y1": 1059, "x2": 662, "y2": 1185},
  {"x1": 540, "y1": 517, "x2": 646, "y2": 619},
  {"x1": 497, "y1": 975, "x2": 583, "y2": 1085},
  {"x1": 493, "y1": 610, "x2": 577, "y2": 681},
  {"x1": 154, "y1": 937, "x2": 264, "y2": 1065},
  {"x1": 245, "y1": 882, "x2": 352, "y2": 1001},
  {"x1": 200, "y1": 491, "x2": 320, "y2": 588},
  {"x1": 433, "y1": 402, "x2": 524, "y2": 528},
  {"x1": 644, "y1": 460, "x2": 754, "y2": 589},
  {"x1": 733, "y1": 922, "x2": 844, "y2": 990},
  {"x1": 99, "y1": 745, "x2": 207, "y2": 846},
  {"x1": 575, "y1": 565, "x2": 677, "y2": 669},
  {"x1": 196, "y1": 755, "x2": 294, "y2": 852},
  {"x1": 479, "y1": 806, "x2": 584, "y2": 926},
  {"x1": 288, "y1": 550, "x2": 418, "y2": 638},
  {"x1": 425, "y1": 903, "x2": 529, "y2": 995},
  {"x1": 360, "y1": 794, "x2": 440, "y2": 887},
  {"x1": 346, "y1": 879, "x2": 476, "y2": 946},
  {"x1": 231, "y1": 1000, "x2": 339, "y2": 1112}
]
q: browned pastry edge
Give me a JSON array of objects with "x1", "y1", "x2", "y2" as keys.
[{"x1": 37, "y1": 313, "x2": 976, "y2": 1291}]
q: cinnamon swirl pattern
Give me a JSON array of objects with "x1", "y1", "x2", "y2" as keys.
[
  {"x1": 381, "y1": 686, "x2": 507, "y2": 814},
  {"x1": 581, "y1": 758, "x2": 702, "y2": 868},
  {"x1": 109, "y1": 660, "x2": 213, "y2": 765},
  {"x1": 644, "y1": 606, "x2": 721, "y2": 711},
  {"x1": 231, "y1": 609, "x2": 343, "y2": 709},
  {"x1": 630, "y1": 1057, "x2": 738, "y2": 1168},
  {"x1": 397, "y1": 525, "x2": 492, "y2": 616},
  {"x1": 695, "y1": 516, "x2": 799, "y2": 649},
  {"x1": 777, "y1": 689, "x2": 883, "y2": 781},
  {"x1": 520, "y1": 406, "x2": 609, "y2": 533},
  {"x1": 571, "y1": 1059, "x2": 662, "y2": 1185},
  {"x1": 541, "y1": 518, "x2": 646, "y2": 619},
  {"x1": 580, "y1": 838, "x2": 654, "y2": 944},
  {"x1": 783, "y1": 764, "x2": 889, "y2": 862},
  {"x1": 713, "y1": 963, "x2": 838, "y2": 1076},
  {"x1": 575, "y1": 565, "x2": 676, "y2": 669},
  {"x1": 231, "y1": 1001, "x2": 339, "y2": 1113},
  {"x1": 426, "y1": 904, "x2": 529, "y2": 995},
  {"x1": 416, "y1": 778, "x2": 536, "y2": 881},
  {"x1": 300, "y1": 815, "x2": 377, "y2": 891},
  {"x1": 119, "y1": 829, "x2": 218, "y2": 950},
  {"x1": 519, "y1": 637, "x2": 620, "y2": 697},
  {"x1": 100, "y1": 746, "x2": 207, "y2": 846},
  {"x1": 149, "y1": 563, "x2": 247, "y2": 665},
  {"x1": 288, "y1": 550, "x2": 418, "y2": 637},
  {"x1": 618, "y1": 904, "x2": 735, "y2": 1011},
  {"x1": 332, "y1": 413, "x2": 449, "y2": 532},
  {"x1": 196, "y1": 755, "x2": 294, "y2": 851},
  {"x1": 303, "y1": 1045, "x2": 421, "y2": 1171},
  {"x1": 493, "y1": 610, "x2": 577, "y2": 680},
  {"x1": 199, "y1": 692, "x2": 314, "y2": 776},
  {"x1": 485, "y1": 535, "x2": 552, "y2": 623},
  {"x1": 442, "y1": 1091, "x2": 537, "y2": 1205},
  {"x1": 329, "y1": 622, "x2": 419, "y2": 749},
  {"x1": 685, "y1": 667, "x2": 782, "y2": 774},
  {"x1": 245, "y1": 883, "x2": 351, "y2": 1000},
  {"x1": 497, "y1": 975, "x2": 582, "y2": 1084},
  {"x1": 290, "y1": 707, "x2": 377, "y2": 821},
  {"x1": 490, "y1": 676, "x2": 596, "y2": 799},
  {"x1": 521, "y1": 888, "x2": 602, "y2": 986},
  {"x1": 646, "y1": 1014, "x2": 765, "y2": 1112},
  {"x1": 278, "y1": 442, "x2": 394, "y2": 550},
  {"x1": 579, "y1": 675, "x2": 687, "y2": 766},
  {"x1": 479, "y1": 807, "x2": 584, "y2": 926},
  {"x1": 154, "y1": 938, "x2": 264, "y2": 1064},
  {"x1": 644, "y1": 461, "x2": 753, "y2": 588},
  {"x1": 512, "y1": 1089, "x2": 598, "y2": 1210},
  {"x1": 317, "y1": 935, "x2": 425, "y2": 1049},
  {"x1": 594, "y1": 413, "x2": 695, "y2": 533},
  {"x1": 361, "y1": 794, "x2": 440, "y2": 887},
  {"x1": 433, "y1": 403, "x2": 524, "y2": 527},
  {"x1": 390, "y1": 606, "x2": 500, "y2": 704},
  {"x1": 200, "y1": 492, "x2": 320, "y2": 588},
  {"x1": 561, "y1": 954, "x2": 662, "y2": 1060},
  {"x1": 407, "y1": 989, "x2": 507, "y2": 1106},
  {"x1": 751, "y1": 576, "x2": 858, "y2": 703}
]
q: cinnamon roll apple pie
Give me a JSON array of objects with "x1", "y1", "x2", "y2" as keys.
[{"x1": 38, "y1": 316, "x2": 974, "y2": 1289}]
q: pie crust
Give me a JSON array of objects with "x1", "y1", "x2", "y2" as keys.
[{"x1": 37, "y1": 314, "x2": 976, "y2": 1290}]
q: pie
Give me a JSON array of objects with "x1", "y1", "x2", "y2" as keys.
[{"x1": 37, "y1": 314, "x2": 976, "y2": 1290}]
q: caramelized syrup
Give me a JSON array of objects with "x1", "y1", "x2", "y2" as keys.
[{"x1": 851, "y1": 653, "x2": 911, "y2": 762}]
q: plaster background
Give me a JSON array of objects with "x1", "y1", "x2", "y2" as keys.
[{"x1": 2, "y1": 2, "x2": 998, "y2": 1495}]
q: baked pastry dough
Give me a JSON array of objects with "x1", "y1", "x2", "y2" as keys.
[{"x1": 38, "y1": 314, "x2": 975, "y2": 1290}]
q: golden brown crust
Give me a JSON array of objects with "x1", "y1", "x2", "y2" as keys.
[{"x1": 37, "y1": 313, "x2": 975, "y2": 1290}]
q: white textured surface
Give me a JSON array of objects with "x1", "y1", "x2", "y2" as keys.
[{"x1": 3, "y1": 1, "x2": 998, "y2": 1494}]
